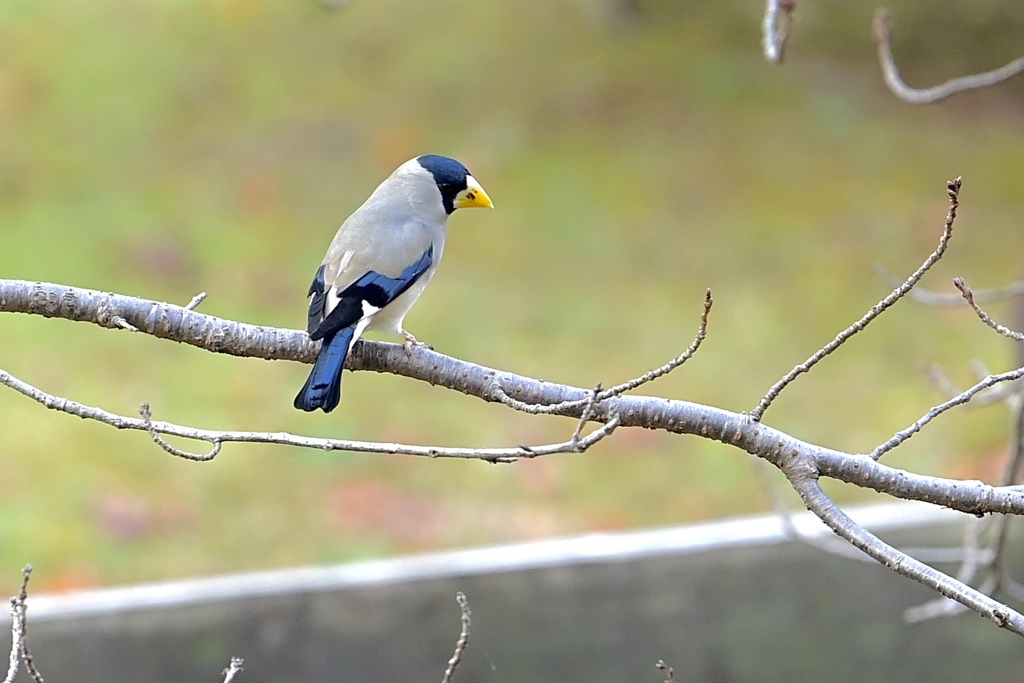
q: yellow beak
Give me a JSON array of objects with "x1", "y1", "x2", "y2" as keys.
[{"x1": 453, "y1": 175, "x2": 494, "y2": 210}]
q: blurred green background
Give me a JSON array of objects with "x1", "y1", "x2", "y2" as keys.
[{"x1": 0, "y1": 0, "x2": 1022, "y2": 592}]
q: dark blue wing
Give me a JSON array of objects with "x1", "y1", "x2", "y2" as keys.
[
  {"x1": 305, "y1": 265, "x2": 328, "y2": 335},
  {"x1": 296, "y1": 244, "x2": 434, "y2": 412},
  {"x1": 307, "y1": 244, "x2": 434, "y2": 342}
]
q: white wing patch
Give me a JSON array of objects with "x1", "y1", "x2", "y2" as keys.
[
  {"x1": 326, "y1": 286, "x2": 341, "y2": 317},
  {"x1": 335, "y1": 249, "x2": 355, "y2": 275},
  {"x1": 347, "y1": 302, "x2": 380, "y2": 355},
  {"x1": 360, "y1": 300, "x2": 381, "y2": 319}
]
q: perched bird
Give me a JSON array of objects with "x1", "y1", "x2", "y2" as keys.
[{"x1": 294, "y1": 155, "x2": 493, "y2": 413}]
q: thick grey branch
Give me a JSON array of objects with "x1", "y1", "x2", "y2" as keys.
[
  {"x1": 2, "y1": 287, "x2": 1024, "y2": 517},
  {"x1": 7, "y1": 264, "x2": 1024, "y2": 633},
  {"x1": 791, "y1": 475, "x2": 1024, "y2": 636},
  {"x1": 0, "y1": 280, "x2": 310, "y2": 361}
]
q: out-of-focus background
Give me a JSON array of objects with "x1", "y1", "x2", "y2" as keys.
[{"x1": 0, "y1": 0, "x2": 1022, "y2": 592}]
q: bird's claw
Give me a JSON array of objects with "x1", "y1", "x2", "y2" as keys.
[
  {"x1": 403, "y1": 333, "x2": 422, "y2": 356},
  {"x1": 402, "y1": 333, "x2": 434, "y2": 355}
]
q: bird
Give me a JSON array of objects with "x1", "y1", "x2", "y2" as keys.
[{"x1": 294, "y1": 155, "x2": 493, "y2": 413}]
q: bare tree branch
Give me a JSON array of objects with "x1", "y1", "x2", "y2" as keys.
[
  {"x1": 6, "y1": 180, "x2": 1024, "y2": 634},
  {"x1": 0, "y1": 368, "x2": 620, "y2": 463},
  {"x1": 5, "y1": 354, "x2": 1024, "y2": 517},
  {"x1": 762, "y1": 0, "x2": 797, "y2": 63},
  {"x1": 874, "y1": 263, "x2": 1024, "y2": 308},
  {"x1": 904, "y1": 391, "x2": 1024, "y2": 623},
  {"x1": 753, "y1": 460, "x2": 871, "y2": 562},
  {"x1": 751, "y1": 177, "x2": 961, "y2": 421},
  {"x1": 923, "y1": 361, "x2": 1023, "y2": 408},
  {"x1": 441, "y1": 593, "x2": 472, "y2": 683},
  {"x1": 870, "y1": 366, "x2": 1024, "y2": 461},
  {"x1": 789, "y1": 474, "x2": 1024, "y2": 635},
  {"x1": 3, "y1": 587, "x2": 24, "y2": 683},
  {"x1": 4, "y1": 566, "x2": 43, "y2": 683},
  {"x1": 874, "y1": 9, "x2": 1024, "y2": 104},
  {"x1": 656, "y1": 660, "x2": 679, "y2": 683},
  {"x1": 956, "y1": 277, "x2": 1024, "y2": 343},
  {"x1": 221, "y1": 656, "x2": 244, "y2": 683},
  {"x1": 492, "y1": 288, "x2": 713, "y2": 415},
  {"x1": 6, "y1": 566, "x2": 248, "y2": 681},
  {"x1": 184, "y1": 291, "x2": 208, "y2": 311}
]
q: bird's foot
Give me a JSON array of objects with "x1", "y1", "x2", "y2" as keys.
[{"x1": 402, "y1": 332, "x2": 434, "y2": 355}]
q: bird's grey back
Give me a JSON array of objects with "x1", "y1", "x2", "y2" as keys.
[{"x1": 322, "y1": 167, "x2": 448, "y2": 288}]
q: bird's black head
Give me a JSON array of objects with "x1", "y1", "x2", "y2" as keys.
[{"x1": 416, "y1": 154, "x2": 470, "y2": 215}]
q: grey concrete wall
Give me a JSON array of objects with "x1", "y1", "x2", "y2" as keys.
[{"x1": 10, "y1": 503, "x2": 1024, "y2": 682}]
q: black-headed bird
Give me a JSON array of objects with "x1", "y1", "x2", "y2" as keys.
[{"x1": 294, "y1": 155, "x2": 493, "y2": 413}]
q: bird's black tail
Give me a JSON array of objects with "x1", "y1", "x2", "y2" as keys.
[{"x1": 293, "y1": 327, "x2": 355, "y2": 413}]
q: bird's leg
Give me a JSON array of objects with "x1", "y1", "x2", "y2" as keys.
[
  {"x1": 402, "y1": 331, "x2": 432, "y2": 355},
  {"x1": 403, "y1": 331, "x2": 421, "y2": 356}
]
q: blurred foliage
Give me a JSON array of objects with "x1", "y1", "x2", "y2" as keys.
[{"x1": 0, "y1": 0, "x2": 1022, "y2": 591}]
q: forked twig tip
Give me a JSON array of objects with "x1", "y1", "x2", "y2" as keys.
[
  {"x1": 953, "y1": 277, "x2": 976, "y2": 305},
  {"x1": 656, "y1": 659, "x2": 679, "y2": 683},
  {"x1": 948, "y1": 177, "x2": 962, "y2": 199}
]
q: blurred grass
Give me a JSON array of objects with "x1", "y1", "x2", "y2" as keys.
[{"x1": 0, "y1": 0, "x2": 1023, "y2": 591}]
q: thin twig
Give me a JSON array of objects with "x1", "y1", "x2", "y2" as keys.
[
  {"x1": 570, "y1": 387, "x2": 603, "y2": 447},
  {"x1": 752, "y1": 178, "x2": 961, "y2": 421},
  {"x1": 110, "y1": 316, "x2": 139, "y2": 332},
  {"x1": 955, "y1": 277, "x2": 1024, "y2": 342},
  {"x1": 18, "y1": 569, "x2": 43, "y2": 683},
  {"x1": 596, "y1": 289, "x2": 713, "y2": 399},
  {"x1": 184, "y1": 292, "x2": 208, "y2": 311},
  {"x1": 140, "y1": 403, "x2": 222, "y2": 461},
  {"x1": 925, "y1": 362, "x2": 1014, "y2": 407},
  {"x1": 874, "y1": 9, "x2": 1024, "y2": 104},
  {"x1": 441, "y1": 593, "x2": 472, "y2": 683},
  {"x1": 871, "y1": 366, "x2": 1024, "y2": 460},
  {"x1": 656, "y1": 660, "x2": 679, "y2": 683},
  {"x1": 762, "y1": 0, "x2": 797, "y2": 63},
  {"x1": 0, "y1": 368, "x2": 620, "y2": 463},
  {"x1": 4, "y1": 566, "x2": 40, "y2": 683},
  {"x1": 3, "y1": 596, "x2": 22, "y2": 683},
  {"x1": 222, "y1": 657, "x2": 244, "y2": 683},
  {"x1": 493, "y1": 289, "x2": 713, "y2": 415},
  {"x1": 874, "y1": 263, "x2": 1024, "y2": 307}
]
